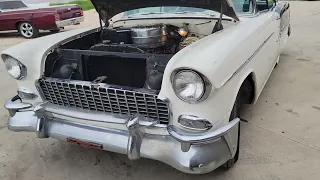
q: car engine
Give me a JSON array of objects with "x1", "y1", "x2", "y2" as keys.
[
  {"x1": 44, "y1": 24, "x2": 200, "y2": 92},
  {"x1": 91, "y1": 24, "x2": 192, "y2": 54}
]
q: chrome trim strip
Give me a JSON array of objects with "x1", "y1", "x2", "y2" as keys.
[
  {"x1": 224, "y1": 32, "x2": 274, "y2": 85},
  {"x1": 44, "y1": 103, "x2": 128, "y2": 124}
]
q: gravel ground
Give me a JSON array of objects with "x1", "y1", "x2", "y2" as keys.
[{"x1": 1, "y1": 2, "x2": 320, "y2": 180}]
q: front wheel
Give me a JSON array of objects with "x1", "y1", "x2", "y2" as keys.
[
  {"x1": 18, "y1": 22, "x2": 39, "y2": 38},
  {"x1": 223, "y1": 95, "x2": 240, "y2": 168}
]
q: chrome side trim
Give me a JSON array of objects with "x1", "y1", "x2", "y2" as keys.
[{"x1": 224, "y1": 32, "x2": 274, "y2": 85}]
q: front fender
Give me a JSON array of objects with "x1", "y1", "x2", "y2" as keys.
[
  {"x1": 160, "y1": 15, "x2": 271, "y2": 130},
  {"x1": 160, "y1": 65, "x2": 255, "y2": 132}
]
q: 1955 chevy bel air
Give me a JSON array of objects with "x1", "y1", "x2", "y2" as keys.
[{"x1": 1, "y1": 0, "x2": 290, "y2": 174}]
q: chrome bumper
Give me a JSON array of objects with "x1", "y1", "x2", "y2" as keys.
[
  {"x1": 55, "y1": 16, "x2": 84, "y2": 28},
  {"x1": 4, "y1": 96, "x2": 239, "y2": 174}
]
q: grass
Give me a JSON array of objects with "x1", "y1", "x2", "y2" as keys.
[{"x1": 50, "y1": 0, "x2": 94, "y2": 11}]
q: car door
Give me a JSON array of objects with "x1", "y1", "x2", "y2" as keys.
[{"x1": 246, "y1": 0, "x2": 281, "y2": 93}]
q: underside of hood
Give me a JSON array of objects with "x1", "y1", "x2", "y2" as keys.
[{"x1": 91, "y1": 0, "x2": 239, "y2": 24}]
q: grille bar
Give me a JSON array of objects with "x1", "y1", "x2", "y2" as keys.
[{"x1": 38, "y1": 79, "x2": 170, "y2": 124}]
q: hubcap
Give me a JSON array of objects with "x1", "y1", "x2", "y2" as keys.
[{"x1": 20, "y1": 23, "x2": 33, "y2": 38}]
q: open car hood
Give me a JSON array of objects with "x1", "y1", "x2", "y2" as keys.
[{"x1": 91, "y1": 0, "x2": 239, "y2": 24}]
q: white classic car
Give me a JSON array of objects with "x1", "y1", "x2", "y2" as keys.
[{"x1": 1, "y1": 0, "x2": 290, "y2": 174}]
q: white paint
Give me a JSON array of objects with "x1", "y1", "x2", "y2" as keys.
[{"x1": 0, "y1": 3, "x2": 290, "y2": 132}]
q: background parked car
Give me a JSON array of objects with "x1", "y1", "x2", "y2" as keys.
[{"x1": 0, "y1": 0, "x2": 84, "y2": 38}]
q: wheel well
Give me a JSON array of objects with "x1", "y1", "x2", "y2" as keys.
[
  {"x1": 15, "y1": 21, "x2": 32, "y2": 30},
  {"x1": 239, "y1": 73, "x2": 255, "y2": 105},
  {"x1": 15, "y1": 21, "x2": 23, "y2": 30}
]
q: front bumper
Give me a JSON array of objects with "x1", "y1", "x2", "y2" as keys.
[
  {"x1": 55, "y1": 16, "x2": 84, "y2": 28},
  {"x1": 4, "y1": 96, "x2": 239, "y2": 174}
]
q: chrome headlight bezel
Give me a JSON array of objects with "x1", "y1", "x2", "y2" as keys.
[
  {"x1": 171, "y1": 68, "x2": 212, "y2": 103},
  {"x1": 1, "y1": 54, "x2": 27, "y2": 80}
]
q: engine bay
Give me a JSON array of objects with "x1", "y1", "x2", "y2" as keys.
[
  {"x1": 95, "y1": 24, "x2": 200, "y2": 54},
  {"x1": 44, "y1": 23, "x2": 204, "y2": 92}
]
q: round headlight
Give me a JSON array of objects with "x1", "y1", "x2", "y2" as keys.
[
  {"x1": 3, "y1": 56, "x2": 26, "y2": 79},
  {"x1": 172, "y1": 70, "x2": 205, "y2": 102}
]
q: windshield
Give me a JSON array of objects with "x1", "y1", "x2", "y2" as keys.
[
  {"x1": 124, "y1": 6, "x2": 217, "y2": 17},
  {"x1": 232, "y1": 0, "x2": 254, "y2": 15}
]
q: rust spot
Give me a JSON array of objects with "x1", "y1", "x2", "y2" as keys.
[{"x1": 67, "y1": 137, "x2": 103, "y2": 150}]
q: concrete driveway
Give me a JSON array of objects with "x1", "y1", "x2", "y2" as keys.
[{"x1": 1, "y1": 2, "x2": 320, "y2": 180}]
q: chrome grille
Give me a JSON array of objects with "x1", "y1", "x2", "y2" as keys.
[{"x1": 38, "y1": 78, "x2": 170, "y2": 124}]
